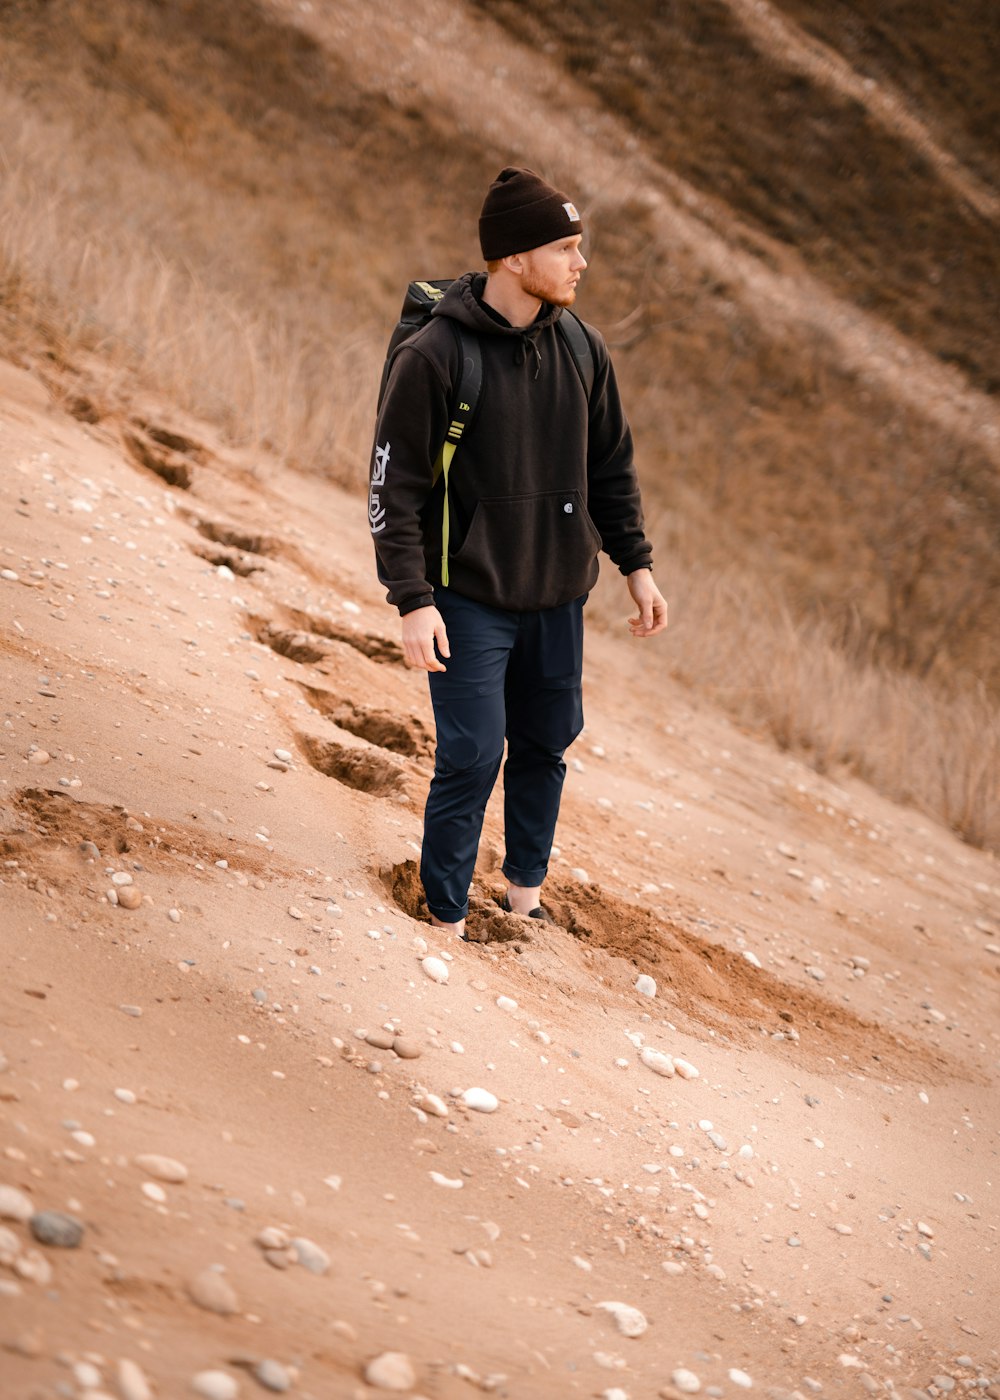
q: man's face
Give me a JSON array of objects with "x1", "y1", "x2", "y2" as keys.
[{"x1": 517, "y1": 234, "x2": 587, "y2": 307}]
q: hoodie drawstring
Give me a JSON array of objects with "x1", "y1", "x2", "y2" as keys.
[{"x1": 514, "y1": 333, "x2": 542, "y2": 380}]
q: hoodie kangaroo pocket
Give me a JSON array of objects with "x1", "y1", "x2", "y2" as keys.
[{"x1": 449, "y1": 488, "x2": 601, "y2": 610}]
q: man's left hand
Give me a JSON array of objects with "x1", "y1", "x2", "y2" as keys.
[{"x1": 626, "y1": 569, "x2": 668, "y2": 638}]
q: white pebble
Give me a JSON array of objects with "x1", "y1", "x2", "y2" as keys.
[
  {"x1": 274, "y1": 749, "x2": 293, "y2": 764},
  {"x1": 570, "y1": 866, "x2": 590, "y2": 882},
  {"x1": 672, "y1": 1369, "x2": 701, "y2": 1393},
  {"x1": 596, "y1": 1301, "x2": 647, "y2": 1337},
  {"x1": 419, "y1": 1094, "x2": 449, "y2": 1118},
  {"x1": 640, "y1": 1047, "x2": 675, "y2": 1077},
  {"x1": 461, "y1": 1088, "x2": 499, "y2": 1114},
  {"x1": 187, "y1": 1268, "x2": 239, "y2": 1315},
  {"x1": 141, "y1": 1182, "x2": 167, "y2": 1203},
  {"x1": 292, "y1": 1237, "x2": 330, "y2": 1274},
  {"x1": 742, "y1": 950, "x2": 762, "y2": 968},
  {"x1": 192, "y1": 1372, "x2": 240, "y2": 1400},
  {"x1": 673, "y1": 1058, "x2": 699, "y2": 1080},
  {"x1": 634, "y1": 974, "x2": 657, "y2": 998},
  {"x1": 117, "y1": 1358, "x2": 154, "y2": 1400},
  {"x1": 729, "y1": 1368, "x2": 753, "y2": 1388},
  {"x1": 429, "y1": 1171, "x2": 463, "y2": 1189},
  {"x1": 364, "y1": 1351, "x2": 416, "y2": 1391},
  {"x1": 0, "y1": 1186, "x2": 34, "y2": 1222},
  {"x1": 421, "y1": 956, "x2": 449, "y2": 984},
  {"x1": 114, "y1": 1089, "x2": 137, "y2": 1105},
  {"x1": 496, "y1": 995, "x2": 518, "y2": 1012},
  {"x1": 134, "y1": 1154, "x2": 188, "y2": 1183}
]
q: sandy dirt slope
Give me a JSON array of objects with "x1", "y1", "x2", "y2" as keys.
[{"x1": 1, "y1": 355, "x2": 998, "y2": 1399}]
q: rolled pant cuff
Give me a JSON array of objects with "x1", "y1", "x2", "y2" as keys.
[
  {"x1": 426, "y1": 899, "x2": 469, "y2": 924},
  {"x1": 502, "y1": 860, "x2": 548, "y2": 888}
]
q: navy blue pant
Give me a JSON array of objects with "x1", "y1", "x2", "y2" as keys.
[{"x1": 420, "y1": 589, "x2": 585, "y2": 923}]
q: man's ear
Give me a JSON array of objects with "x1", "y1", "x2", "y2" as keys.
[{"x1": 502, "y1": 252, "x2": 525, "y2": 276}]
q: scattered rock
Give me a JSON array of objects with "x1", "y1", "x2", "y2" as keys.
[
  {"x1": 188, "y1": 1268, "x2": 239, "y2": 1315},
  {"x1": 461, "y1": 1087, "x2": 499, "y2": 1114},
  {"x1": 364, "y1": 1351, "x2": 417, "y2": 1391},
  {"x1": 254, "y1": 1359, "x2": 291, "y2": 1393},
  {"x1": 671, "y1": 1370, "x2": 702, "y2": 1394},
  {"x1": 255, "y1": 1227, "x2": 289, "y2": 1250},
  {"x1": 640, "y1": 1047, "x2": 675, "y2": 1077},
  {"x1": 134, "y1": 1153, "x2": 188, "y2": 1183},
  {"x1": 117, "y1": 885, "x2": 143, "y2": 910},
  {"x1": 634, "y1": 974, "x2": 657, "y2": 998},
  {"x1": 421, "y1": 956, "x2": 449, "y2": 984},
  {"x1": 392, "y1": 1037, "x2": 422, "y2": 1059},
  {"x1": 596, "y1": 1301, "x2": 648, "y2": 1337},
  {"x1": 0, "y1": 1185, "x2": 34, "y2": 1222},
  {"x1": 673, "y1": 1058, "x2": 699, "y2": 1080},
  {"x1": 30, "y1": 1210, "x2": 84, "y2": 1248},
  {"x1": 291, "y1": 1237, "x2": 330, "y2": 1275},
  {"x1": 192, "y1": 1372, "x2": 240, "y2": 1400},
  {"x1": 15, "y1": 1249, "x2": 53, "y2": 1285},
  {"x1": 117, "y1": 1357, "x2": 154, "y2": 1400},
  {"x1": 0, "y1": 1224, "x2": 21, "y2": 1257}
]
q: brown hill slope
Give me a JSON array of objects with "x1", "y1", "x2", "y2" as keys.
[
  {"x1": 0, "y1": 0, "x2": 998, "y2": 689},
  {"x1": 479, "y1": 0, "x2": 1000, "y2": 388}
]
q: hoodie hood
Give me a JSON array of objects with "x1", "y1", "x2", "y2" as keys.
[
  {"x1": 433, "y1": 272, "x2": 564, "y2": 380},
  {"x1": 432, "y1": 271, "x2": 563, "y2": 338}
]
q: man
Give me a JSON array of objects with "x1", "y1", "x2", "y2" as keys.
[{"x1": 370, "y1": 166, "x2": 667, "y2": 939}]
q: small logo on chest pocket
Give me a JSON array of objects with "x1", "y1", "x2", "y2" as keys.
[{"x1": 563, "y1": 502, "x2": 574, "y2": 514}]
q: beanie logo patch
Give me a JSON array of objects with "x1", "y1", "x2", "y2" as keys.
[{"x1": 562, "y1": 201, "x2": 580, "y2": 221}]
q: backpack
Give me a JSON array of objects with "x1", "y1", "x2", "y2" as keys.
[{"x1": 378, "y1": 278, "x2": 596, "y2": 585}]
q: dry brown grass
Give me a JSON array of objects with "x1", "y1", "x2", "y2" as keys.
[
  {"x1": 1, "y1": 4, "x2": 997, "y2": 851},
  {"x1": 0, "y1": 95, "x2": 383, "y2": 475},
  {"x1": 591, "y1": 543, "x2": 999, "y2": 851}
]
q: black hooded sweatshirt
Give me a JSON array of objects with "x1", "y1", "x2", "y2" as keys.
[{"x1": 369, "y1": 272, "x2": 652, "y2": 615}]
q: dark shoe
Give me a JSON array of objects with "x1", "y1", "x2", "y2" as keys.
[{"x1": 498, "y1": 893, "x2": 551, "y2": 923}]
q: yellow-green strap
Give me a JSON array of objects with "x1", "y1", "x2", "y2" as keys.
[{"x1": 440, "y1": 440, "x2": 456, "y2": 586}]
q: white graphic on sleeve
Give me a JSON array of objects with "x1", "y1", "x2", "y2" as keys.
[{"x1": 369, "y1": 440, "x2": 390, "y2": 534}]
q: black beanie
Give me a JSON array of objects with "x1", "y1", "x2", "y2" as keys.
[{"x1": 479, "y1": 167, "x2": 583, "y2": 260}]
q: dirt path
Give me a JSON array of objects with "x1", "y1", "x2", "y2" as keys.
[{"x1": 2, "y1": 356, "x2": 998, "y2": 1397}]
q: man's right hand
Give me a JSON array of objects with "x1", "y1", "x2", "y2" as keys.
[{"x1": 401, "y1": 605, "x2": 450, "y2": 672}]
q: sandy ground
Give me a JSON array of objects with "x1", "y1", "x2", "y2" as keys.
[{"x1": 1, "y1": 354, "x2": 998, "y2": 1400}]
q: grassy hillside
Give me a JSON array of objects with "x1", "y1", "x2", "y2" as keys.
[
  {"x1": 480, "y1": 0, "x2": 1000, "y2": 389},
  {"x1": 0, "y1": 0, "x2": 997, "y2": 842}
]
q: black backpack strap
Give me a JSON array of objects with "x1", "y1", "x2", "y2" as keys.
[
  {"x1": 436, "y1": 324, "x2": 482, "y2": 587},
  {"x1": 446, "y1": 325, "x2": 482, "y2": 443},
  {"x1": 556, "y1": 310, "x2": 595, "y2": 400}
]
